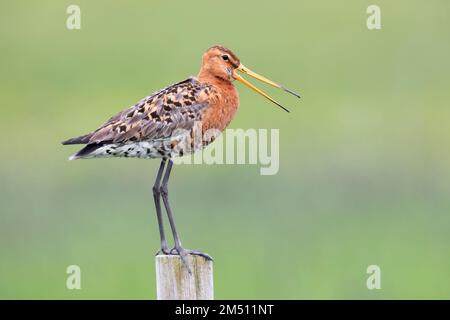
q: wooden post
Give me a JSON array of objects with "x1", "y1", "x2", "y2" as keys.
[{"x1": 155, "y1": 255, "x2": 214, "y2": 300}]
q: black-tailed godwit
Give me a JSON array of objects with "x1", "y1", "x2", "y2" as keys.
[{"x1": 62, "y1": 45, "x2": 300, "y2": 272}]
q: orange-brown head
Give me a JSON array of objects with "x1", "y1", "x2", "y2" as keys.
[
  {"x1": 198, "y1": 45, "x2": 300, "y2": 112},
  {"x1": 198, "y1": 46, "x2": 241, "y2": 82}
]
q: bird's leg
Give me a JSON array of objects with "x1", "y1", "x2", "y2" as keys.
[
  {"x1": 153, "y1": 159, "x2": 170, "y2": 255},
  {"x1": 160, "y1": 159, "x2": 213, "y2": 273}
]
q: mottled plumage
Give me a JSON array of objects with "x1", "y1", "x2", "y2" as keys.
[
  {"x1": 63, "y1": 78, "x2": 220, "y2": 160},
  {"x1": 62, "y1": 46, "x2": 299, "y2": 273}
]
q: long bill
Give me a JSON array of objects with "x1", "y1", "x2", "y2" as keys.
[{"x1": 233, "y1": 64, "x2": 300, "y2": 113}]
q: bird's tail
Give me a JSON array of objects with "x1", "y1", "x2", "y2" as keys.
[
  {"x1": 62, "y1": 133, "x2": 103, "y2": 160},
  {"x1": 68, "y1": 143, "x2": 104, "y2": 160},
  {"x1": 61, "y1": 133, "x2": 92, "y2": 145}
]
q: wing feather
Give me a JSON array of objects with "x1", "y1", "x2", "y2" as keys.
[{"x1": 85, "y1": 78, "x2": 212, "y2": 145}]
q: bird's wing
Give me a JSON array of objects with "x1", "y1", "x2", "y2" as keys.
[{"x1": 87, "y1": 78, "x2": 213, "y2": 145}]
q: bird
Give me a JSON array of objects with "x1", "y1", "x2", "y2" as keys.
[{"x1": 62, "y1": 45, "x2": 300, "y2": 272}]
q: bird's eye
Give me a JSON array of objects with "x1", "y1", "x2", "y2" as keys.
[{"x1": 222, "y1": 55, "x2": 229, "y2": 61}]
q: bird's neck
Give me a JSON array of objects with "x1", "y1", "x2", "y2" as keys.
[
  {"x1": 197, "y1": 71, "x2": 238, "y2": 107},
  {"x1": 196, "y1": 70, "x2": 239, "y2": 133}
]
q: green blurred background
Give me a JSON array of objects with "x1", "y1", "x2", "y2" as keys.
[{"x1": 1, "y1": 0, "x2": 449, "y2": 299}]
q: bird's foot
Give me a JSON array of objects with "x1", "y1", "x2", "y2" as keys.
[
  {"x1": 155, "y1": 244, "x2": 171, "y2": 256},
  {"x1": 170, "y1": 247, "x2": 213, "y2": 261},
  {"x1": 169, "y1": 246, "x2": 213, "y2": 275}
]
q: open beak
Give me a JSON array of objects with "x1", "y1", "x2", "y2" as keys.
[{"x1": 233, "y1": 64, "x2": 300, "y2": 113}]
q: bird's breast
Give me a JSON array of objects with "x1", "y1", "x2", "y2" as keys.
[{"x1": 201, "y1": 83, "x2": 239, "y2": 134}]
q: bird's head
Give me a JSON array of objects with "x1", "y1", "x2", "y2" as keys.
[{"x1": 199, "y1": 45, "x2": 300, "y2": 112}]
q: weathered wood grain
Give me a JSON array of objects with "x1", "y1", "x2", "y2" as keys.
[{"x1": 155, "y1": 255, "x2": 214, "y2": 300}]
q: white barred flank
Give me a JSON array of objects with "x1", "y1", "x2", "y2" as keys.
[{"x1": 69, "y1": 133, "x2": 202, "y2": 160}]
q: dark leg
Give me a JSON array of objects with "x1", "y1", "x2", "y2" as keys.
[
  {"x1": 160, "y1": 159, "x2": 212, "y2": 272},
  {"x1": 153, "y1": 159, "x2": 170, "y2": 254}
]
